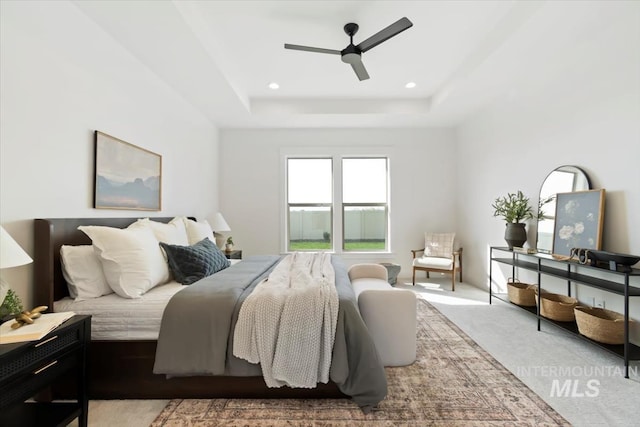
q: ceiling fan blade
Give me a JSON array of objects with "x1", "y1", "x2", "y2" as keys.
[
  {"x1": 350, "y1": 58, "x2": 370, "y2": 81},
  {"x1": 284, "y1": 44, "x2": 341, "y2": 55},
  {"x1": 357, "y1": 17, "x2": 413, "y2": 53}
]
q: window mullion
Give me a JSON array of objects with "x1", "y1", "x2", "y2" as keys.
[
  {"x1": 342, "y1": 157, "x2": 389, "y2": 252},
  {"x1": 334, "y1": 154, "x2": 343, "y2": 252}
]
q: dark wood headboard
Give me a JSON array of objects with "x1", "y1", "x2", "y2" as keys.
[{"x1": 33, "y1": 217, "x2": 188, "y2": 309}]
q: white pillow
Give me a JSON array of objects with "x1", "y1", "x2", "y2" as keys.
[
  {"x1": 129, "y1": 217, "x2": 189, "y2": 245},
  {"x1": 181, "y1": 217, "x2": 215, "y2": 245},
  {"x1": 78, "y1": 225, "x2": 170, "y2": 299},
  {"x1": 60, "y1": 245, "x2": 113, "y2": 300},
  {"x1": 424, "y1": 232, "x2": 456, "y2": 258}
]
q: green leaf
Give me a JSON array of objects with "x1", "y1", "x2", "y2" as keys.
[{"x1": 492, "y1": 190, "x2": 533, "y2": 223}]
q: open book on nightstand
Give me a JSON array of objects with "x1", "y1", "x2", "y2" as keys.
[{"x1": 0, "y1": 311, "x2": 75, "y2": 344}]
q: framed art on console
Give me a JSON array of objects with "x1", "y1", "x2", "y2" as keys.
[
  {"x1": 94, "y1": 131, "x2": 162, "y2": 211},
  {"x1": 552, "y1": 189, "x2": 605, "y2": 257}
]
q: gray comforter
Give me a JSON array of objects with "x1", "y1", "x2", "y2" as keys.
[{"x1": 153, "y1": 255, "x2": 387, "y2": 411}]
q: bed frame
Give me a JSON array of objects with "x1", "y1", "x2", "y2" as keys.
[{"x1": 33, "y1": 217, "x2": 344, "y2": 399}]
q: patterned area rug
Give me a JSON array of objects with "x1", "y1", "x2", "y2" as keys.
[{"x1": 151, "y1": 298, "x2": 569, "y2": 426}]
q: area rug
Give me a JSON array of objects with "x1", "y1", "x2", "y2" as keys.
[{"x1": 151, "y1": 298, "x2": 569, "y2": 426}]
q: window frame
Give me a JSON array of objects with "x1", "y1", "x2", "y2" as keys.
[
  {"x1": 285, "y1": 157, "x2": 334, "y2": 252},
  {"x1": 341, "y1": 156, "x2": 389, "y2": 252},
  {"x1": 281, "y1": 147, "x2": 392, "y2": 255}
]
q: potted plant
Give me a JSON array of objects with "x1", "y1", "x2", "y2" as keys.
[
  {"x1": 492, "y1": 190, "x2": 534, "y2": 249},
  {"x1": 225, "y1": 236, "x2": 234, "y2": 252},
  {"x1": 0, "y1": 288, "x2": 24, "y2": 323}
]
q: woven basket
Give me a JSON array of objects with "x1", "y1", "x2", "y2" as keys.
[
  {"x1": 506, "y1": 280, "x2": 537, "y2": 307},
  {"x1": 534, "y1": 291, "x2": 578, "y2": 322},
  {"x1": 574, "y1": 306, "x2": 629, "y2": 344}
]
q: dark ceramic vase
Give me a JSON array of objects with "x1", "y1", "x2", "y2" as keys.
[{"x1": 504, "y1": 223, "x2": 527, "y2": 249}]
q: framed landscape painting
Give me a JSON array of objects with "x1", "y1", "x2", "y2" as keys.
[
  {"x1": 94, "y1": 131, "x2": 162, "y2": 210},
  {"x1": 552, "y1": 189, "x2": 605, "y2": 257}
]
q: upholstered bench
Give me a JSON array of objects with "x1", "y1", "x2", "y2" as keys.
[{"x1": 348, "y1": 263, "x2": 417, "y2": 366}]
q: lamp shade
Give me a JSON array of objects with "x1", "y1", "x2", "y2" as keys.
[
  {"x1": 0, "y1": 226, "x2": 33, "y2": 269},
  {"x1": 210, "y1": 213, "x2": 231, "y2": 233}
]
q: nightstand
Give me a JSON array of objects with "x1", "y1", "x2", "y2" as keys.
[
  {"x1": 224, "y1": 249, "x2": 242, "y2": 260},
  {"x1": 0, "y1": 315, "x2": 91, "y2": 427}
]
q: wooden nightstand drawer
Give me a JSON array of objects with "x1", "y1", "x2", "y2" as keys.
[
  {"x1": 0, "y1": 324, "x2": 82, "y2": 384},
  {"x1": 0, "y1": 349, "x2": 80, "y2": 408}
]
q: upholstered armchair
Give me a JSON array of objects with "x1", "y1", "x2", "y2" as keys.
[{"x1": 411, "y1": 232, "x2": 462, "y2": 291}]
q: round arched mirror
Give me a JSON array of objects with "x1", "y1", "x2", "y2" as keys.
[{"x1": 536, "y1": 166, "x2": 591, "y2": 253}]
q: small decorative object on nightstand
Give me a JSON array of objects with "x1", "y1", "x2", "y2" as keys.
[
  {"x1": 0, "y1": 314, "x2": 91, "y2": 427},
  {"x1": 225, "y1": 236, "x2": 234, "y2": 252},
  {"x1": 224, "y1": 249, "x2": 242, "y2": 260}
]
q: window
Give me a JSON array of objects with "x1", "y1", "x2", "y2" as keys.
[
  {"x1": 342, "y1": 158, "x2": 388, "y2": 251},
  {"x1": 285, "y1": 156, "x2": 389, "y2": 252},
  {"x1": 287, "y1": 158, "x2": 332, "y2": 251}
]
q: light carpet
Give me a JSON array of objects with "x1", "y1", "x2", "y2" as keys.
[{"x1": 151, "y1": 299, "x2": 568, "y2": 426}]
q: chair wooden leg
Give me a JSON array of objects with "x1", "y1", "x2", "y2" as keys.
[
  {"x1": 451, "y1": 272, "x2": 455, "y2": 292},
  {"x1": 412, "y1": 268, "x2": 416, "y2": 286}
]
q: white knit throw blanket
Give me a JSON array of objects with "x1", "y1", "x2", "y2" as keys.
[{"x1": 233, "y1": 252, "x2": 339, "y2": 388}]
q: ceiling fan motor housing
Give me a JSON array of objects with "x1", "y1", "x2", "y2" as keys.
[{"x1": 341, "y1": 45, "x2": 361, "y2": 64}]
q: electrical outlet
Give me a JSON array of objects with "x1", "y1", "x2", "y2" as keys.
[{"x1": 595, "y1": 299, "x2": 605, "y2": 309}]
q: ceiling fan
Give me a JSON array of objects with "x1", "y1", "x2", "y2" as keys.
[{"x1": 284, "y1": 17, "x2": 413, "y2": 81}]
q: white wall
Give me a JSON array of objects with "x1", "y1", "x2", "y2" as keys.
[
  {"x1": 0, "y1": 1, "x2": 220, "y2": 307},
  {"x1": 219, "y1": 128, "x2": 457, "y2": 269},
  {"x1": 456, "y1": 4, "x2": 640, "y2": 341},
  {"x1": 2, "y1": 0, "x2": 638, "y2": 346}
]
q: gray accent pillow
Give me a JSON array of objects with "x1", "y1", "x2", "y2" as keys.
[{"x1": 160, "y1": 238, "x2": 230, "y2": 285}]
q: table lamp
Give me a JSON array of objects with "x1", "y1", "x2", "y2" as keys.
[
  {"x1": 0, "y1": 226, "x2": 33, "y2": 306},
  {"x1": 210, "y1": 213, "x2": 231, "y2": 249}
]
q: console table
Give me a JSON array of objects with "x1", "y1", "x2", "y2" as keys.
[
  {"x1": 489, "y1": 246, "x2": 640, "y2": 378},
  {"x1": 0, "y1": 315, "x2": 91, "y2": 427}
]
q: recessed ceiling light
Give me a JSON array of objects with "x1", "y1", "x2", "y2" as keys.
[
  {"x1": 269, "y1": 82, "x2": 280, "y2": 90},
  {"x1": 405, "y1": 82, "x2": 416, "y2": 89}
]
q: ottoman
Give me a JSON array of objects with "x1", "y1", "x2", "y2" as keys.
[{"x1": 348, "y1": 263, "x2": 417, "y2": 366}]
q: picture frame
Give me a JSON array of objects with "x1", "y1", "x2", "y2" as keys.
[
  {"x1": 552, "y1": 189, "x2": 605, "y2": 257},
  {"x1": 94, "y1": 131, "x2": 162, "y2": 211}
]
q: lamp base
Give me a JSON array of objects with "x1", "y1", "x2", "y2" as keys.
[{"x1": 213, "y1": 233, "x2": 225, "y2": 250}]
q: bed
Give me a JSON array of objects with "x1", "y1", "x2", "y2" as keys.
[{"x1": 33, "y1": 217, "x2": 386, "y2": 409}]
